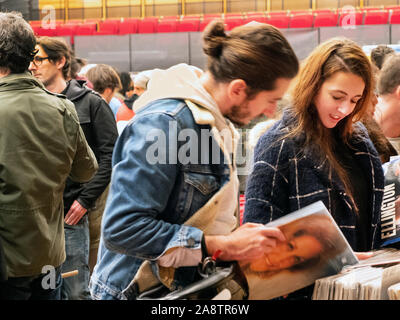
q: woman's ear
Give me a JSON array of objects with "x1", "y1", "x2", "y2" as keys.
[{"x1": 227, "y1": 79, "x2": 247, "y2": 104}]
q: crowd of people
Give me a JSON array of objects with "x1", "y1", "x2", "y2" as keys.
[{"x1": 0, "y1": 10, "x2": 399, "y2": 300}]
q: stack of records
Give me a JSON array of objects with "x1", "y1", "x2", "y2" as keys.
[
  {"x1": 388, "y1": 282, "x2": 400, "y2": 299},
  {"x1": 312, "y1": 248, "x2": 400, "y2": 300}
]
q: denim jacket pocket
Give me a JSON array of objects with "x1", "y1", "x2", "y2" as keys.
[
  {"x1": 174, "y1": 172, "x2": 220, "y2": 224},
  {"x1": 184, "y1": 172, "x2": 219, "y2": 195}
]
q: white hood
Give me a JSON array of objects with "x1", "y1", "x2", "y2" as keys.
[{"x1": 133, "y1": 63, "x2": 229, "y2": 133}]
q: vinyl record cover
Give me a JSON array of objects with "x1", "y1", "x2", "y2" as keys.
[
  {"x1": 380, "y1": 156, "x2": 400, "y2": 247},
  {"x1": 239, "y1": 201, "x2": 359, "y2": 300}
]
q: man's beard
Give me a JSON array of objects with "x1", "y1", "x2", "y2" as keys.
[
  {"x1": 42, "y1": 73, "x2": 59, "y2": 89},
  {"x1": 224, "y1": 101, "x2": 251, "y2": 127}
]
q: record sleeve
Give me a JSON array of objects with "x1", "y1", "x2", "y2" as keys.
[
  {"x1": 239, "y1": 201, "x2": 359, "y2": 300},
  {"x1": 380, "y1": 155, "x2": 400, "y2": 247}
]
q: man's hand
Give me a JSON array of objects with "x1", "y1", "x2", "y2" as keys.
[
  {"x1": 205, "y1": 223, "x2": 286, "y2": 262},
  {"x1": 65, "y1": 200, "x2": 87, "y2": 225}
]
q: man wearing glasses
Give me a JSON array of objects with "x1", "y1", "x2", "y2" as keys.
[
  {"x1": 29, "y1": 37, "x2": 118, "y2": 300},
  {"x1": 0, "y1": 12, "x2": 98, "y2": 300}
]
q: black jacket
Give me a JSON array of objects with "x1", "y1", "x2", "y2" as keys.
[{"x1": 63, "y1": 80, "x2": 118, "y2": 213}]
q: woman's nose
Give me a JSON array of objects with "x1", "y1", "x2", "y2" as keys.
[{"x1": 337, "y1": 101, "x2": 353, "y2": 116}]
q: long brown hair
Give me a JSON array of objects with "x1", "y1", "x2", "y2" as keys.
[{"x1": 287, "y1": 37, "x2": 373, "y2": 213}]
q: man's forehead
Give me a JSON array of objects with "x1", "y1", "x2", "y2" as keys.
[{"x1": 34, "y1": 45, "x2": 44, "y2": 53}]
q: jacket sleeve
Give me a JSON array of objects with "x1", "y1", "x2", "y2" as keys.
[
  {"x1": 0, "y1": 236, "x2": 7, "y2": 281},
  {"x1": 77, "y1": 98, "x2": 118, "y2": 209},
  {"x1": 101, "y1": 112, "x2": 203, "y2": 264},
  {"x1": 243, "y1": 130, "x2": 291, "y2": 225},
  {"x1": 69, "y1": 124, "x2": 98, "y2": 183}
]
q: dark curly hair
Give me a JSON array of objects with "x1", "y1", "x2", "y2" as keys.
[{"x1": 0, "y1": 11, "x2": 37, "y2": 74}]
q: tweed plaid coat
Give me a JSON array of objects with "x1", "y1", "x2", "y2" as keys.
[{"x1": 243, "y1": 112, "x2": 385, "y2": 250}]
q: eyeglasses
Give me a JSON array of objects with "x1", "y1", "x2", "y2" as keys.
[{"x1": 32, "y1": 56, "x2": 50, "y2": 67}]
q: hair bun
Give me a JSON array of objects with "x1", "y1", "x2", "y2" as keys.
[{"x1": 202, "y1": 20, "x2": 228, "y2": 58}]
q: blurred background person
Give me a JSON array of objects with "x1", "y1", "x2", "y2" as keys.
[
  {"x1": 370, "y1": 45, "x2": 396, "y2": 71},
  {"x1": 85, "y1": 63, "x2": 122, "y2": 104},
  {"x1": 117, "y1": 71, "x2": 135, "y2": 100},
  {"x1": 374, "y1": 55, "x2": 400, "y2": 155},
  {"x1": 361, "y1": 64, "x2": 397, "y2": 164},
  {"x1": 69, "y1": 53, "x2": 91, "y2": 86},
  {"x1": 113, "y1": 71, "x2": 136, "y2": 134},
  {"x1": 132, "y1": 70, "x2": 151, "y2": 98},
  {"x1": 29, "y1": 37, "x2": 118, "y2": 300},
  {"x1": 84, "y1": 63, "x2": 123, "y2": 273},
  {"x1": 105, "y1": 71, "x2": 129, "y2": 118}
]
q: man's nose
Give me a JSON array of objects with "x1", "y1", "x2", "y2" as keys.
[
  {"x1": 28, "y1": 61, "x2": 35, "y2": 71},
  {"x1": 263, "y1": 102, "x2": 277, "y2": 117}
]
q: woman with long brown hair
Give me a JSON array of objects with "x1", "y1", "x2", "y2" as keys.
[{"x1": 244, "y1": 37, "x2": 384, "y2": 266}]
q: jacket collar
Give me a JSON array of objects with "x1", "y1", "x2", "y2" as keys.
[
  {"x1": 63, "y1": 79, "x2": 91, "y2": 102},
  {"x1": 0, "y1": 72, "x2": 45, "y2": 91}
]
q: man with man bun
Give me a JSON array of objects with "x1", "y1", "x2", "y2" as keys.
[
  {"x1": 29, "y1": 37, "x2": 118, "y2": 300},
  {"x1": 90, "y1": 20, "x2": 299, "y2": 300}
]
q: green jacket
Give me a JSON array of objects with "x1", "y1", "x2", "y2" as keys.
[{"x1": 0, "y1": 73, "x2": 98, "y2": 277}]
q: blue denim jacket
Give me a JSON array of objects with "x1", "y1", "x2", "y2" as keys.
[{"x1": 89, "y1": 99, "x2": 231, "y2": 300}]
